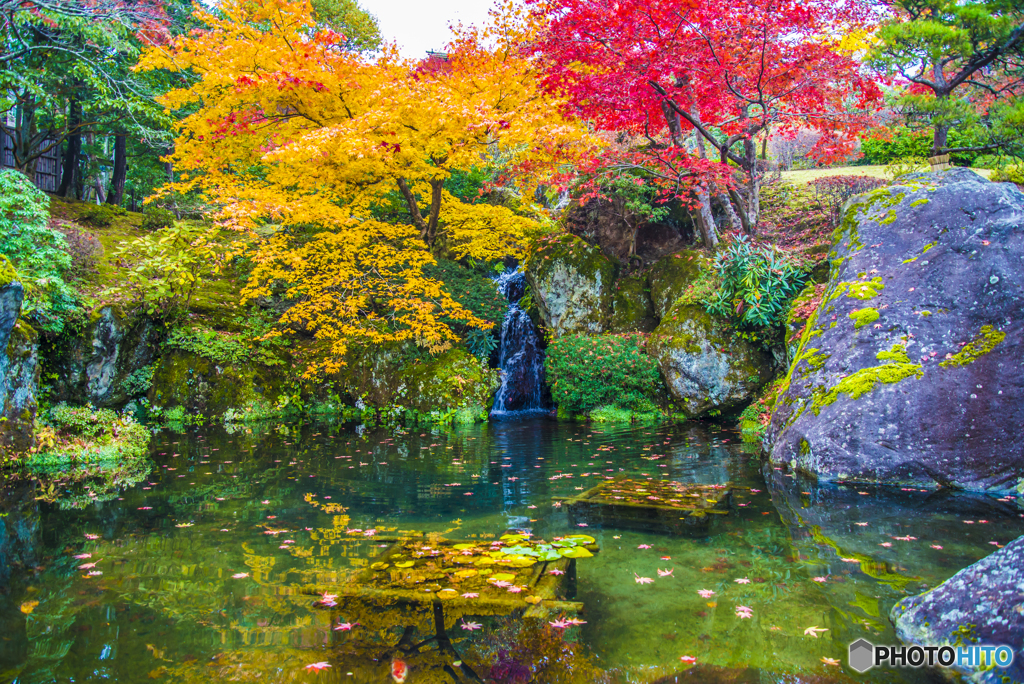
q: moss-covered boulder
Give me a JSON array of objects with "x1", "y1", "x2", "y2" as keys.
[
  {"x1": 766, "y1": 169, "x2": 1024, "y2": 492},
  {"x1": 649, "y1": 303, "x2": 775, "y2": 418},
  {"x1": 0, "y1": 281, "x2": 38, "y2": 452},
  {"x1": 647, "y1": 250, "x2": 707, "y2": 318},
  {"x1": 398, "y1": 349, "x2": 499, "y2": 423},
  {"x1": 609, "y1": 275, "x2": 657, "y2": 333},
  {"x1": 148, "y1": 349, "x2": 287, "y2": 419},
  {"x1": 45, "y1": 306, "x2": 163, "y2": 408},
  {"x1": 893, "y1": 534, "x2": 1024, "y2": 684},
  {"x1": 524, "y1": 234, "x2": 616, "y2": 336}
]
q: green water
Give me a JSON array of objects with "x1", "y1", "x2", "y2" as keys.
[{"x1": 1, "y1": 418, "x2": 1019, "y2": 683}]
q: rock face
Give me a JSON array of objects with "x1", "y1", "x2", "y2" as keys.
[
  {"x1": 0, "y1": 282, "x2": 38, "y2": 452},
  {"x1": 647, "y1": 250, "x2": 707, "y2": 318},
  {"x1": 892, "y1": 534, "x2": 1024, "y2": 684},
  {"x1": 47, "y1": 306, "x2": 163, "y2": 407},
  {"x1": 563, "y1": 197, "x2": 696, "y2": 266},
  {"x1": 525, "y1": 234, "x2": 616, "y2": 336},
  {"x1": 650, "y1": 303, "x2": 775, "y2": 418},
  {"x1": 609, "y1": 275, "x2": 657, "y2": 333},
  {"x1": 767, "y1": 170, "x2": 1024, "y2": 492}
]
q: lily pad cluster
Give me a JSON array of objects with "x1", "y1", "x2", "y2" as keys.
[
  {"x1": 362, "y1": 534, "x2": 597, "y2": 598},
  {"x1": 585, "y1": 478, "x2": 730, "y2": 511}
]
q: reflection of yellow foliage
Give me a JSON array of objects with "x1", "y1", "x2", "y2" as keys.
[{"x1": 19, "y1": 600, "x2": 38, "y2": 614}]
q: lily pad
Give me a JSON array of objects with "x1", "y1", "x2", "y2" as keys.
[
  {"x1": 503, "y1": 546, "x2": 539, "y2": 557},
  {"x1": 491, "y1": 572, "x2": 516, "y2": 582},
  {"x1": 454, "y1": 569, "x2": 478, "y2": 579},
  {"x1": 560, "y1": 547, "x2": 593, "y2": 559},
  {"x1": 453, "y1": 543, "x2": 476, "y2": 551},
  {"x1": 370, "y1": 562, "x2": 390, "y2": 571},
  {"x1": 564, "y1": 534, "x2": 596, "y2": 544},
  {"x1": 501, "y1": 534, "x2": 529, "y2": 543},
  {"x1": 394, "y1": 560, "x2": 416, "y2": 569}
]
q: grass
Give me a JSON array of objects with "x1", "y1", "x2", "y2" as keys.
[{"x1": 780, "y1": 165, "x2": 994, "y2": 185}]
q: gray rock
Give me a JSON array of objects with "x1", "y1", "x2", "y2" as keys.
[
  {"x1": 0, "y1": 282, "x2": 38, "y2": 452},
  {"x1": 767, "y1": 169, "x2": 1024, "y2": 492},
  {"x1": 892, "y1": 534, "x2": 1024, "y2": 684},
  {"x1": 46, "y1": 306, "x2": 162, "y2": 407},
  {"x1": 647, "y1": 250, "x2": 707, "y2": 318},
  {"x1": 525, "y1": 234, "x2": 616, "y2": 336},
  {"x1": 649, "y1": 303, "x2": 774, "y2": 418}
]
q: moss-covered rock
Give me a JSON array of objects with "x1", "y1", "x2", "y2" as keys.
[
  {"x1": 398, "y1": 349, "x2": 499, "y2": 423},
  {"x1": 649, "y1": 303, "x2": 775, "y2": 418},
  {"x1": 0, "y1": 256, "x2": 17, "y2": 289},
  {"x1": 0, "y1": 282, "x2": 38, "y2": 452},
  {"x1": 647, "y1": 250, "x2": 707, "y2": 318},
  {"x1": 767, "y1": 169, "x2": 1024, "y2": 492},
  {"x1": 524, "y1": 234, "x2": 616, "y2": 336},
  {"x1": 609, "y1": 275, "x2": 657, "y2": 333},
  {"x1": 44, "y1": 306, "x2": 163, "y2": 408},
  {"x1": 148, "y1": 348, "x2": 288, "y2": 419}
]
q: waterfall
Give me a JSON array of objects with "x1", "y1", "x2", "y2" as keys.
[{"x1": 490, "y1": 269, "x2": 551, "y2": 416}]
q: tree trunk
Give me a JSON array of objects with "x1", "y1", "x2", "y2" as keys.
[
  {"x1": 932, "y1": 122, "x2": 950, "y2": 157},
  {"x1": 106, "y1": 134, "x2": 127, "y2": 206},
  {"x1": 57, "y1": 97, "x2": 82, "y2": 197},
  {"x1": 686, "y1": 104, "x2": 721, "y2": 248}
]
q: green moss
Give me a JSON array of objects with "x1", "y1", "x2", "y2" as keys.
[
  {"x1": 609, "y1": 275, "x2": 655, "y2": 332},
  {"x1": 910, "y1": 198, "x2": 929, "y2": 208},
  {"x1": 922, "y1": 241, "x2": 937, "y2": 253},
  {"x1": 399, "y1": 348, "x2": 498, "y2": 421},
  {"x1": 0, "y1": 255, "x2": 17, "y2": 288},
  {"x1": 940, "y1": 325, "x2": 1006, "y2": 368},
  {"x1": 849, "y1": 308, "x2": 880, "y2": 329},
  {"x1": 647, "y1": 250, "x2": 708, "y2": 317},
  {"x1": 811, "y1": 344, "x2": 923, "y2": 413},
  {"x1": 902, "y1": 257, "x2": 918, "y2": 264}
]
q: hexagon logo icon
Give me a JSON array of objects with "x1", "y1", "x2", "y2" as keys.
[{"x1": 849, "y1": 639, "x2": 875, "y2": 673}]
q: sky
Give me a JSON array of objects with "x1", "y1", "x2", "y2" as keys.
[{"x1": 361, "y1": 0, "x2": 494, "y2": 58}]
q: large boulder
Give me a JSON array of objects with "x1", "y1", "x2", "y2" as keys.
[
  {"x1": 609, "y1": 275, "x2": 657, "y2": 333},
  {"x1": 563, "y1": 197, "x2": 696, "y2": 265},
  {"x1": 647, "y1": 250, "x2": 708, "y2": 318},
  {"x1": 399, "y1": 348, "x2": 499, "y2": 422},
  {"x1": 524, "y1": 234, "x2": 616, "y2": 336},
  {"x1": 892, "y1": 535, "x2": 1024, "y2": 684},
  {"x1": 0, "y1": 278, "x2": 38, "y2": 453},
  {"x1": 767, "y1": 170, "x2": 1024, "y2": 492},
  {"x1": 45, "y1": 306, "x2": 163, "y2": 407},
  {"x1": 649, "y1": 303, "x2": 775, "y2": 418}
]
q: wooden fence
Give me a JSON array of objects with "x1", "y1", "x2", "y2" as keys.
[{"x1": 0, "y1": 127, "x2": 61, "y2": 192}]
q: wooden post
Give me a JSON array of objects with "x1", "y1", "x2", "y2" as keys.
[{"x1": 928, "y1": 154, "x2": 951, "y2": 171}]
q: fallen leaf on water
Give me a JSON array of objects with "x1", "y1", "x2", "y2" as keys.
[
  {"x1": 821, "y1": 657, "x2": 840, "y2": 666},
  {"x1": 804, "y1": 626, "x2": 829, "y2": 637},
  {"x1": 232, "y1": 572, "x2": 249, "y2": 579},
  {"x1": 304, "y1": 662, "x2": 331, "y2": 672}
]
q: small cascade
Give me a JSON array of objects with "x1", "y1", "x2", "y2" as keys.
[{"x1": 490, "y1": 269, "x2": 550, "y2": 416}]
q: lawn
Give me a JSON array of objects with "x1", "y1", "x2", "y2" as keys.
[{"x1": 780, "y1": 165, "x2": 993, "y2": 185}]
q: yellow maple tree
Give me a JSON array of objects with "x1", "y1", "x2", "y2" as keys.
[{"x1": 139, "y1": 0, "x2": 595, "y2": 374}]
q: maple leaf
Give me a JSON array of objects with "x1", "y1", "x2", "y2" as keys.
[
  {"x1": 634, "y1": 574, "x2": 654, "y2": 584},
  {"x1": 804, "y1": 626, "x2": 829, "y2": 637}
]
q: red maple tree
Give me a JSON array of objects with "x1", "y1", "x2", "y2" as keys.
[{"x1": 531, "y1": 0, "x2": 883, "y2": 238}]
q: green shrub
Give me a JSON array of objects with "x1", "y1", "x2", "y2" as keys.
[
  {"x1": 33, "y1": 403, "x2": 150, "y2": 466},
  {"x1": 141, "y1": 205, "x2": 175, "y2": 231},
  {"x1": 991, "y1": 165, "x2": 1024, "y2": 185},
  {"x1": 0, "y1": 170, "x2": 78, "y2": 330},
  {"x1": 884, "y1": 156, "x2": 929, "y2": 179},
  {"x1": 77, "y1": 203, "x2": 126, "y2": 227},
  {"x1": 121, "y1": 364, "x2": 155, "y2": 397},
  {"x1": 545, "y1": 333, "x2": 663, "y2": 414},
  {"x1": 705, "y1": 234, "x2": 806, "y2": 328},
  {"x1": 423, "y1": 259, "x2": 508, "y2": 327}
]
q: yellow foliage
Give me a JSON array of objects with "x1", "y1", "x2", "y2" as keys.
[{"x1": 139, "y1": 0, "x2": 595, "y2": 373}]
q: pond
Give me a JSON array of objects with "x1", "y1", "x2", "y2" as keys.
[{"x1": 1, "y1": 418, "x2": 1020, "y2": 683}]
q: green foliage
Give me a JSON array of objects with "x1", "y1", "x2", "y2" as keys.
[
  {"x1": 465, "y1": 327, "x2": 498, "y2": 360},
  {"x1": 545, "y1": 333, "x2": 663, "y2": 414},
  {"x1": 0, "y1": 170, "x2": 78, "y2": 330},
  {"x1": 309, "y1": 0, "x2": 383, "y2": 52},
  {"x1": 48, "y1": 403, "x2": 120, "y2": 437},
  {"x1": 165, "y1": 309, "x2": 290, "y2": 367},
  {"x1": 705, "y1": 234, "x2": 806, "y2": 328},
  {"x1": 990, "y1": 164, "x2": 1024, "y2": 185},
  {"x1": 33, "y1": 403, "x2": 150, "y2": 467},
  {"x1": 121, "y1": 364, "x2": 156, "y2": 397},
  {"x1": 77, "y1": 203, "x2": 126, "y2": 227},
  {"x1": 101, "y1": 222, "x2": 221, "y2": 316},
  {"x1": 861, "y1": 127, "x2": 991, "y2": 166},
  {"x1": 884, "y1": 156, "x2": 930, "y2": 179},
  {"x1": 422, "y1": 258, "x2": 508, "y2": 327},
  {"x1": 141, "y1": 206, "x2": 176, "y2": 232}
]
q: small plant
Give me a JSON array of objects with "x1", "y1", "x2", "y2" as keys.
[
  {"x1": 141, "y1": 205, "x2": 175, "y2": 231},
  {"x1": 121, "y1": 364, "x2": 155, "y2": 397},
  {"x1": 53, "y1": 221, "x2": 101, "y2": 277},
  {"x1": 808, "y1": 175, "x2": 888, "y2": 228},
  {"x1": 884, "y1": 156, "x2": 929, "y2": 180},
  {"x1": 990, "y1": 164, "x2": 1024, "y2": 186},
  {"x1": 705, "y1": 233, "x2": 806, "y2": 328},
  {"x1": 465, "y1": 327, "x2": 498, "y2": 360},
  {"x1": 545, "y1": 333, "x2": 663, "y2": 414},
  {"x1": 31, "y1": 403, "x2": 150, "y2": 467}
]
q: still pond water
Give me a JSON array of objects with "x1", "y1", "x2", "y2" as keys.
[{"x1": 1, "y1": 418, "x2": 1020, "y2": 683}]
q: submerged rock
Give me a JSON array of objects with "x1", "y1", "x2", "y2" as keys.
[
  {"x1": 0, "y1": 281, "x2": 38, "y2": 452},
  {"x1": 892, "y1": 534, "x2": 1024, "y2": 684},
  {"x1": 767, "y1": 169, "x2": 1024, "y2": 492},
  {"x1": 525, "y1": 234, "x2": 615, "y2": 336},
  {"x1": 649, "y1": 303, "x2": 774, "y2": 418}
]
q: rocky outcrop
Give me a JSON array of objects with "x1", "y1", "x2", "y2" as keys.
[
  {"x1": 892, "y1": 534, "x2": 1024, "y2": 684},
  {"x1": 400, "y1": 349, "x2": 499, "y2": 422},
  {"x1": 563, "y1": 197, "x2": 696, "y2": 266},
  {"x1": 46, "y1": 306, "x2": 162, "y2": 407},
  {"x1": 649, "y1": 303, "x2": 775, "y2": 418},
  {"x1": 0, "y1": 281, "x2": 38, "y2": 452},
  {"x1": 767, "y1": 170, "x2": 1024, "y2": 492},
  {"x1": 525, "y1": 234, "x2": 616, "y2": 336},
  {"x1": 609, "y1": 275, "x2": 657, "y2": 333},
  {"x1": 647, "y1": 250, "x2": 708, "y2": 318}
]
